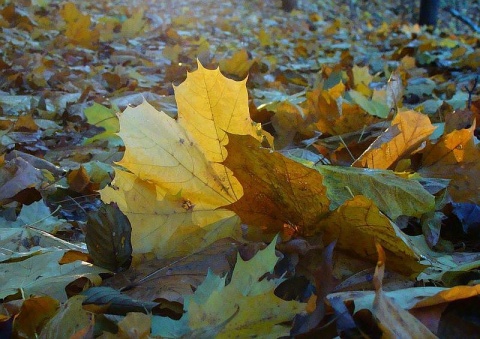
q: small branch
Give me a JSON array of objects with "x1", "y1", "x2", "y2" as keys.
[
  {"x1": 444, "y1": 6, "x2": 480, "y2": 33},
  {"x1": 464, "y1": 76, "x2": 479, "y2": 109}
]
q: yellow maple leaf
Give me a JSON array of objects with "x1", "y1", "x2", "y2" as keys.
[
  {"x1": 101, "y1": 61, "x2": 264, "y2": 258},
  {"x1": 120, "y1": 9, "x2": 146, "y2": 39},
  {"x1": 60, "y1": 3, "x2": 99, "y2": 49}
]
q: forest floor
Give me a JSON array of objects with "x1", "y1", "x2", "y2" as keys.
[{"x1": 1, "y1": 0, "x2": 480, "y2": 337}]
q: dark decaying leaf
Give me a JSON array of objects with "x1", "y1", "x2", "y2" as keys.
[
  {"x1": 86, "y1": 203, "x2": 132, "y2": 272},
  {"x1": 81, "y1": 286, "x2": 183, "y2": 319}
]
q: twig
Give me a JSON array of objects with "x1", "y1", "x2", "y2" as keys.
[
  {"x1": 119, "y1": 251, "x2": 199, "y2": 292},
  {"x1": 464, "y1": 76, "x2": 479, "y2": 109},
  {"x1": 444, "y1": 6, "x2": 480, "y2": 33}
]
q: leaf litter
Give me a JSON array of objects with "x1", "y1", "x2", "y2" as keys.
[{"x1": 1, "y1": 0, "x2": 480, "y2": 337}]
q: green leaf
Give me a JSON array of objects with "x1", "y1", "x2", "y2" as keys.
[
  {"x1": 316, "y1": 165, "x2": 435, "y2": 219},
  {"x1": 83, "y1": 103, "x2": 121, "y2": 146},
  {"x1": 0, "y1": 248, "x2": 109, "y2": 301},
  {"x1": 349, "y1": 90, "x2": 390, "y2": 118}
]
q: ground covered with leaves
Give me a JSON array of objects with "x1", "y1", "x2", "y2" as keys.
[{"x1": 1, "y1": 0, "x2": 480, "y2": 337}]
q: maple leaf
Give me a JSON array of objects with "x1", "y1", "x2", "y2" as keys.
[
  {"x1": 219, "y1": 49, "x2": 255, "y2": 79},
  {"x1": 305, "y1": 82, "x2": 381, "y2": 136},
  {"x1": 101, "y1": 61, "x2": 265, "y2": 258},
  {"x1": 151, "y1": 237, "x2": 305, "y2": 338},
  {"x1": 222, "y1": 133, "x2": 330, "y2": 236},
  {"x1": 353, "y1": 110, "x2": 436, "y2": 169},
  {"x1": 120, "y1": 9, "x2": 146, "y2": 39},
  {"x1": 60, "y1": 3, "x2": 99, "y2": 49}
]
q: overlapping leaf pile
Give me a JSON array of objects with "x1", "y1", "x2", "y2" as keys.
[{"x1": 1, "y1": 0, "x2": 480, "y2": 337}]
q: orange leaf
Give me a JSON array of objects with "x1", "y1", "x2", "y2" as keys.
[
  {"x1": 219, "y1": 49, "x2": 255, "y2": 79},
  {"x1": 13, "y1": 296, "x2": 59, "y2": 338},
  {"x1": 419, "y1": 123, "x2": 480, "y2": 203},
  {"x1": 353, "y1": 110, "x2": 436, "y2": 169},
  {"x1": 414, "y1": 284, "x2": 480, "y2": 308}
]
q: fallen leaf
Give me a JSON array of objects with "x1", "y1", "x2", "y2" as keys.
[
  {"x1": 219, "y1": 49, "x2": 255, "y2": 79},
  {"x1": 223, "y1": 133, "x2": 330, "y2": 236},
  {"x1": 316, "y1": 165, "x2": 435, "y2": 219},
  {"x1": 13, "y1": 296, "x2": 59, "y2": 338},
  {"x1": 100, "y1": 312, "x2": 151, "y2": 339},
  {"x1": 82, "y1": 286, "x2": 182, "y2": 318},
  {"x1": 39, "y1": 295, "x2": 93, "y2": 339},
  {"x1": 60, "y1": 3, "x2": 99, "y2": 49},
  {"x1": 151, "y1": 237, "x2": 305, "y2": 338},
  {"x1": 174, "y1": 60, "x2": 264, "y2": 165},
  {"x1": 86, "y1": 203, "x2": 132, "y2": 272},
  {"x1": 349, "y1": 90, "x2": 390, "y2": 118},
  {"x1": 419, "y1": 123, "x2": 480, "y2": 204},
  {"x1": 413, "y1": 284, "x2": 480, "y2": 308},
  {"x1": 0, "y1": 157, "x2": 43, "y2": 202},
  {"x1": 103, "y1": 238, "x2": 238, "y2": 304},
  {"x1": 322, "y1": 196, "x2": 425, "y2": 277},
  {"x1": 83, "y1": 103, "x2": 121, "y2": 146},
  {"x1": 372, "y1": 243, "x2": 437, "y2": 338},
  {"x1": 101, "y1": 61, "x2": 268, "y2": 258},
  {"x1": 120, "y1": 9, "x2": 146, "y2": 39},
  {"x1": 0, "y1": 248, "x2": 109, "y2": 301},
  {"x1": 353, "y1": 110, "x2": 436, "y2": 169}
]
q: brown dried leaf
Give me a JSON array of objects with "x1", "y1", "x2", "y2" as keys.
[
  {"x1": 372, "y1": 243, "x2": 437, "y2": 338},
  {"x1": 223, "y1": 133, "x2": 330, "y2": 236}
]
